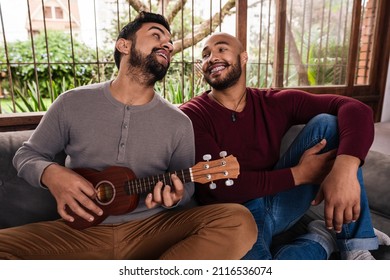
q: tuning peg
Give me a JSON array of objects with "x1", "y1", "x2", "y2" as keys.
[
  {"x1": 219, "y1": 151, "x2": 227, "y2": 158},
  {"x1": 209, "y1": 182, "x2": 217, "y2": 189},
  {"x1": 203, "y1": 154, "x2": 212, "y2": 169},
  {"x1": 203, "y1": 154, "x2": 212, "y2": 161},
  {"x1": 225, "y1": 179, "x2": 234, "y2": 186}
]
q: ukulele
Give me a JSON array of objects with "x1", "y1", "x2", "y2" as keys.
[{"x1": 65, "y1": 153, "x2": 239, "y2": 230}]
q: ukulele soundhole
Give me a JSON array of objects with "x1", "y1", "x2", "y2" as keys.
[{"x1": 95, "y1": 180, "x2": 116, "y2": 205}]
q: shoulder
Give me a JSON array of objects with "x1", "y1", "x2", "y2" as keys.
[
  {"x1": 179, "y1": 91, "x2": 212, "y2": 118},
  {"x1": 180, "y1": 92, "x2": 210, "y2": 110},
  {"x1": 57, "y1": 81, "x2": 109, "y2": 103},
  {"x1": 250, "y1": 87, "x2": 321, "y2": 105},
  {"x1": 154, "y1": 94, "x2": 193, "y2": 125}
]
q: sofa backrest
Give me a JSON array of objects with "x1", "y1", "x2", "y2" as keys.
[{"x1": 0, "y1": 130, "x2": 65, "y2": 228}]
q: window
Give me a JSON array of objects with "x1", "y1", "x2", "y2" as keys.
[
  {"x1": 245, "y1": 0, "x2": 379, "y2": 88},
  {"x1": 0, "y1": 0, "x2": 388, "y2": 126},
  {"x1": 44, "y1": 6, "x2": 52, "y2": 19},
  {"x1": 55, "y1": 7, "x2": 64, "y2": 19},
  {"x1": 44, "y1": 6, "x2": 64, "y2": 20}
]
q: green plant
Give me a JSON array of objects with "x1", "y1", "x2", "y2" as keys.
[
  {"x1": 6, "y1": 77, "x2": 91, "y2": 113},
  {"x1": 307, "y1": 43, "x2": 349, "y2": 85},
  {"x1": 0, "y1": 31, "x2": 101, "y2": 99},
  {"x1": 8, "y1": 81, "x2": 47, "y2": 112},
  {"x1": 155, "y1": 70, "x2": 208, "y2": 104}
]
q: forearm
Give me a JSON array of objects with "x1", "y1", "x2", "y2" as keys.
[
  {"x1": 13, "y1": 144, "x2": 57, "y2": 188},
  {"x1": 12, "y1": 99, "x2": 67, "y2": 188}
]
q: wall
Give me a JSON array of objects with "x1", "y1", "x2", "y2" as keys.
[{"x1": 381, "y1": 59, "x2": 390, "y2": 122}]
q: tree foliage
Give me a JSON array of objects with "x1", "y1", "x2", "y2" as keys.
[{"x1": 0, "y1": 31, "x2": 99, "y2": 98}]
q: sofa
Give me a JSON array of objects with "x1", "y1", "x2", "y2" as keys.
[{"x1": 0, "y1": 122, "x2": 389, "y2": 259}]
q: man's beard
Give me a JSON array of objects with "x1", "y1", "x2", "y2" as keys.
[
  {"x1": 204, "y1": 55, "x2": 242, "y2": 90},
  {"x1": 128, "y1": 43, "x2": 169, "y2": 86}
]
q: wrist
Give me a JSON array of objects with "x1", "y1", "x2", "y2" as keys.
[
  {"x1": 332, "y1": 154, "x2": 360, "y2": 173},
  {"x1": 291, "y1": 166, "x2": 304, "y2": 186}
]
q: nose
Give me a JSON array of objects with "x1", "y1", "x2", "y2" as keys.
[
  {"x1": 208, "y1": 51, "x2": 219, "y2": 63},
  {"x1": 162, "y1": 41, "x2": 174, "y2": 53},
  {"x1": 201, "y1": 53, "x2": 219, "y2": 72}
]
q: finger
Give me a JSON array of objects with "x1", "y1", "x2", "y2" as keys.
[
  {"x1": 332, "y1": 207, "x2": 344, "y2": 233},
  {"x1": 152, "y1": 181, "x2": 164, "y2": 204},
  {"x1": 352, "y1": 203, "x2": 361, "y2": 222},
  {"x1": 311, "y1": 189, "x2": 324, "y2": 206},
  {"x1": 343, "y1": 206, "x2": 353, "y2": 224},
  {"x1": 79, "y1": 180, "x2": 97, "y2": 199},
  {"x1": 72, "y1": 174, "x2": 101, "y2": 215},
  {"x1": 57, "y1": 202, "x2": 75, "y2": 222},
  {"x1": 65, "y1": 193, "x2": 98, "y2": 222},
  {"x1": 171, "y1": 174, "x2": 184, "y2": 197},
  {"x1": 161, "y1": 185, "x2": 173, "y2": 207},
  {"x1": 305, "y1": 139, "x2": 327, "y2": 155},
  {"x1": 78, "y1": 191, "x2": 103, "y2": 217},
  {"x1": 324, "y1": 202, "x2": 334, "y2": 230},
  {"x1": 145, "y1": 193, "x2": 157, "y2": 209}
]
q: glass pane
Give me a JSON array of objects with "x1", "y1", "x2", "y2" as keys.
[
  {"x1": 44, "y1": 7, "x2": 52, "y2": 19},
  {"x1": 55, "y1": 7, "x2": 64, "y2": 19},
  {"x1": 246, "y1": 0, "x2": 275, "y2": 88},
  {"x1": 284, "y1": 0, "x2": 353, "y2": 87}
]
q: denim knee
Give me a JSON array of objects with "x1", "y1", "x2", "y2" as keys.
[{"x1": 305, "y1": 114, "x2": 339, "y2": 151}]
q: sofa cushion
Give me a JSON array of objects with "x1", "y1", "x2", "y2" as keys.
[
  {"x1": 0, "y1": 130, "x2": 65, "y2": 228},
  {"x1": 362, "y1": 150, "x2": 390, "y2": 220}
]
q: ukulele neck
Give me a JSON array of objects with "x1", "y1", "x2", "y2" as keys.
[{"x1": 125, "y1": 168, "x2": 192, "y2": 195}]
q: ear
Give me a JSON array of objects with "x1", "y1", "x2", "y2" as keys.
[
  {"x1": 240, "y1": 51, "x2": 248, "y2": 66},
  {"x1": 115, "y1": 38, "x2": 131, "y2": 55}
]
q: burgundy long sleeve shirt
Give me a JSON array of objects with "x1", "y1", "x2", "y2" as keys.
[{"x1": 180, "y1": 88, "x2": 374, "y2": 205}]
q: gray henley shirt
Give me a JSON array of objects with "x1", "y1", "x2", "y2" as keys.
[{"x1": 13, "y1": 80, "x2": 195, "y2": 223}]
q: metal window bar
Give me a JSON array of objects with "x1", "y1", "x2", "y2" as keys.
[
  {"x1": 285, "y1": 0, "x2": 292, "y2": 87},
  {"x1": 26, "y1": 0, "x2": 42, "y2": 110},
  {"x1": 340, "y1": 0, "x2": 351, "y2": 85},
  {"x1": 304, "y1": 0, "x2": 313, "y2": 73}
]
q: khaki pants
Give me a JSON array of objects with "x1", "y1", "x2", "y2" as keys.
[{"x1": 0, "y1": 203, "x2": 256, "y2": 260}]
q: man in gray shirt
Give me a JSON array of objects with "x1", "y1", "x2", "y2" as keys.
[{"x1": 0, "y1": 12, "x2": 257, "y2": 259}]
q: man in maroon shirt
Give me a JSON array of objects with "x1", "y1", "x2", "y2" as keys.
[{"x1": 180, "y1": 32, "x2": 389, "y2": 259}]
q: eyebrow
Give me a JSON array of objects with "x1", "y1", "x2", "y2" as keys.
[
  {"x1": 148, "y1": 26, "x2": 173, "y2": 44},
  {"x1": 202, "y1": 40, "x2": 230, "y2": 52}
]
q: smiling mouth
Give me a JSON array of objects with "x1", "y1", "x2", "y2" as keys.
[
  {"x1": 208, "y1": 64, "x2": 227, "y2": 76},
  {"x1": 155, "y1": 50, "x2": 169, "y2": 63},
  {"x1": 210, "y1": 65, "x2": 226, "y2": 74}
]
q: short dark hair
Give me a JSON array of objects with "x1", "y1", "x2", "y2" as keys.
[{"x1": 114, "y1": 11, "x2": 171, "y2": 69}]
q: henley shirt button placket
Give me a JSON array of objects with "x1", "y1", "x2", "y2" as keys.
[{"x1": 118, "y1": 105, "x2": 131, "y2": 162}]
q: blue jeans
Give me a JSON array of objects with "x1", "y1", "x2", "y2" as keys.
[{"x1": 242, "y1": 114, "x2": 378, "y2": 260}]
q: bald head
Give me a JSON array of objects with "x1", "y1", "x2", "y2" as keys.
[
  {"x1": 200, "y1": 32, "x2": 248, "y2": 91},
  {"x1": 202, "y1": 32, "x2": 245, "y2": 54}
]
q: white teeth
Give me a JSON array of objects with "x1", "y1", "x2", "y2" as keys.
[
  {"x1": 210, "y1": 66, "x2": 225, "y2": 73},
  {"x1": 157, "y1": 52, "x2": 167, "y2": 60}
]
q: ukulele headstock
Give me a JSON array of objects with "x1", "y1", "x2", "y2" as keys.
[{"x1": 191, "y1": 151, "x2": 240, "y2": 189}]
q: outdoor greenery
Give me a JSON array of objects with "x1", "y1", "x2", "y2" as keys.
[
  {"x1": 307, "y1": 43, "x2": 349, "y2": 86},
  {"x1": 0, "y1": 31, "x2": 101, "y2": 96}
]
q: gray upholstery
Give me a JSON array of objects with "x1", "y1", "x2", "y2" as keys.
[{"x1": 0, "y1": 130, "x2": 64, "y2": 228}]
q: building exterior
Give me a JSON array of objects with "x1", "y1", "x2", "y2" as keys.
[{"x1": 26, "y1": 0, "x2": 81, "y2": 37}]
